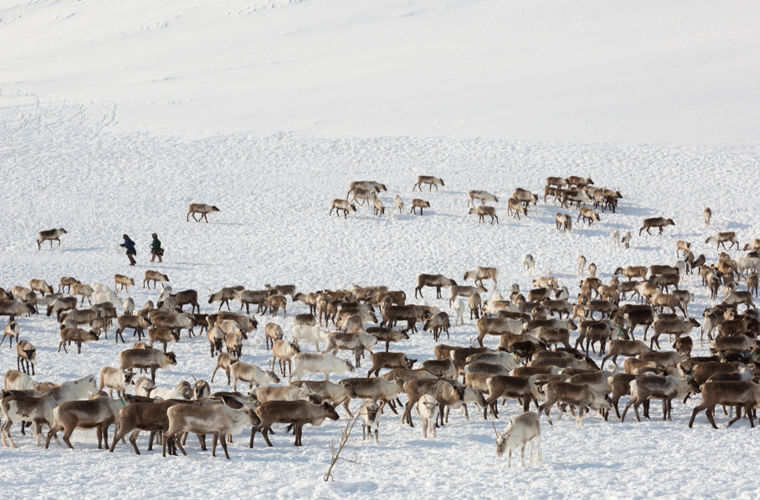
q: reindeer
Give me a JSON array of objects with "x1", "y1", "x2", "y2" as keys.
[
  {"x1": 36, "y1": 228, "x2": 67, "y2": 250},
  {"x1": 413, "y1": 176, "x2": 444, "y2": 191},
  {"x1": 577, "y1": 207, "x2": 600, "y2": 225},
  {"x1": 555, "y1": 213, "x2": 572, "y2": 232},
  {"x1": 639, "y1": 217, "x2": 675, "y2": 235},
  {"x1": 494, "y1": 411, "x2": 542, "y2": 467},
  {"x1": 187, "y1": 203, "x2": 219, "y2": 222},
  {"x1": 469, "y1": 206, "x2": 499, "y2": 224},
  {"x1": 415, "y1": 274, "x2": 457, "y2": 299},
  {"x1": 464, "y1": 267, "x2": 498, "y2": 290},
  {"x1": 468, "y1": 190, "x2": 499, "y2": 207},
  {"x1": 410, "y1": 199, "x2": 431, "y2": 215},
  {"x1": 507, "y1": 198, "x2": 527, "y2": 219},
  {"x1": 16, "y1": 340, "x2": 36, "y2": 375},
  {"x1": 706, "y1": 232, "x2": 739, "y2": 250},
  {"x1": 373, "y1": 198, "x2": 385, "y2": 216},
  {"x1": 394, "y1": 195, "x2": 404, "y2": 214},
  {"x1": 329, "y1": 199, "x2": 357, "y2": 218}
]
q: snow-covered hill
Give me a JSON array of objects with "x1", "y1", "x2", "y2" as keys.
[{"x1": 1, "y1": 0, "x2": 759, "y2": 143}]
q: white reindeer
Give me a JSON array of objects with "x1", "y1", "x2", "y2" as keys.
[
  {"x1": 417, "y1": 394, "x2": 439, "y2": 438},
  {"x1": 494, "y1": 411, "x2": 542, "y2": 467},
  {"x1": 451, "y1": 298, "x2": 465, "y2": 326},
  {"x1": 523, "y1": 254, "x2": 536, "y2": 273}
]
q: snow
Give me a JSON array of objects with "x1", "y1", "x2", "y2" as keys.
[
  {"x1": 1, "y1": 0, "x2": 760, "y2": 498},
  {"x1": 1, "y1": 0, "x2": 759, "y2": 143},
  {"x1": 1, "y1": 96, "x2": 759, "y2": 498}
]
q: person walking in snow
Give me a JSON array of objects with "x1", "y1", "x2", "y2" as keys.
[
  {"x1": 120, "y1": 234, "x2": 137, "y2": 266},
  {"x1": 150, "y1": 233, "x2": 164, "y2": 263}
]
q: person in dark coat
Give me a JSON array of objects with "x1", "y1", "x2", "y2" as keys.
[
  {"x1": 120, "y1": 234, "x2": 137, "y2": 266},
  {"x1": 150, "y1": 233, "x2": 163, "y2": 263}
]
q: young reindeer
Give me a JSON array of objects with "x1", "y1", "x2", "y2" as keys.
[
  {"x1": 417, "y1": 394, "x2": 439, "y2": 438},
  {"x1": 555, "y1": 213, "x2": 572, "y2": 232},
  {"x1": 373, "y1": 198, "x2": 385, "y2": 216},
  {"x1": 271, "y1": 339, "x2": 300, "y2": 377},
  {"x1": 16, "y1": 340, "x2": 36, "y2": 375},
  {"x1": 494, "y1": 411, "x2": 542, "y2": 467},
  {"x1": 360, "y1": 401, "x2": 380, "y2": 443},
  {"x1": 393, "y1": 195, "x2": 404, "y2": 214},
  {"x1": 329, "y1": 199, "x2": 357, "y2": 218},
  {"x1": 2, "y1": 320, "x2": 20, "y2": 348},
  {"x1": 523, "y1": 254, "x2": 536, "y2": 272},
  {"x1": 469, "y1": 206, "x2": 499, "y2": 224},
  {"x1": 410, "y1": 199, "x2": 431, "y2": 215},
  {"x1": 578, "y1": 255, "x2": 587, "y2": 276}
]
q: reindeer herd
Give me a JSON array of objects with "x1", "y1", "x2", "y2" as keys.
[{"x1": 6, "y1": 172, "x2": 760, "y2": 468}]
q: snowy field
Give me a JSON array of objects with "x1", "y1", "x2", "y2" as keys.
[
  {"x1": 1, "y1": 0, "x2": 760, "y2": 498},
  {"x1": 1, "y1": 96, "x2": 760, "y2": 499}
]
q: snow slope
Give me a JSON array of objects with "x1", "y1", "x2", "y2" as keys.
[
  {"x1": 0, "y1": 0, "x2": 758, "y2": 143},
  {"x1": 1, "y1": 97, "x2": 760, "y2": 498}
]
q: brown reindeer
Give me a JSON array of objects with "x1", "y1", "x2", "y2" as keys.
[
  {"x1": 639, "y1": 217, "x2": 675, "y2": 235},
  {"x1": 187, "y1": 203, "x2": 219, "y2": 222}
]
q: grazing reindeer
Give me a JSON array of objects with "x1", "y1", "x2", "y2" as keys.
[
  {"x1": 468, "y1": 190, "x2": 499, "y2": 207},
  {"x1": 463, "y1": 267, "x2": 498, "y2": 290},
  {"x1": 704, "y1": 207, "x2": 712, "y2": 227},
  {"x1": 578, "y1": 255, "x2": 587, "y2": 276},
  {"x1": 621, "y1": 232, "x2": 633, "y2": 248},
  {"x1": 330, "y1": 199, "x2": 357, "y2": 218},
  {"x1": 555, "y1": 213, "x2": 572, "y2": 232},
  {"x1": 373, "y1": 198, "x2": 385, "y2": 216},
  {"x1": 494, "y1": 411, "x2": 542, "y2": 467},
  {"x1": 577, "y1": 207, "x2": 600, "y2": 225}
]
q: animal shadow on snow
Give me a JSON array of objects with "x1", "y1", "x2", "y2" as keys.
[
  {"x1": 724, "y1": 221, "x2": 751, "y2": 231},
  {"x1": 575, "y1": 227, "x2": 608, "y2": 238},
  {"x1": 209, "y1": 221, "x2": 246, "y2": 227},
  {"x1": 616, "y1": 204, "x2": 652, "y2": 217},
  {"x1": 62, "y1": 246, "x2": 106, "y2": 253},
  {"x1": 404, "y1": 439, "x2": 456, "y2": 449}
]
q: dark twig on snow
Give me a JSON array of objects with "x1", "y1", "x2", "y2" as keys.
[{"x1": 323, "y1": 413, "x2": 361, "y2": 482}]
